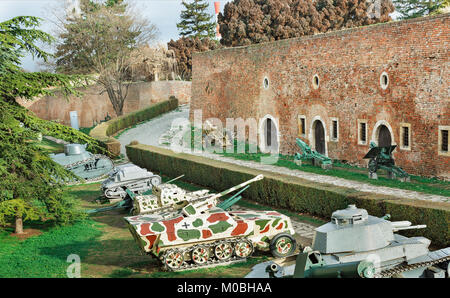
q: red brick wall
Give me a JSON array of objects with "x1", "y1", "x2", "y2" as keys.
[
  {"x1": 20, "y1": 81, "x2": 191, "y2": 128},
  {"x1": 191, "y1": 14, "x2": 449, "y2": 178}
]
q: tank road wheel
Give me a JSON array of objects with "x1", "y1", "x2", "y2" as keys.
[
  {"x1": 270, "y1": 233, "x2": 297, "y2": 258},
  {"x1": 214, "y1": 242, "x2": 233, "y2": 261},
  {"x1": 163, "y1": 249, "x2": 184, "y2": 270},
  {"x1": 191, "y1": 245, "x2": 210, "y2": 265},
  {"x1": 234, "y1": 239, "x2": 254, "y2": 258},
  {"x1": 150, "y1": 176, "x2": 162, "y2": 186}
]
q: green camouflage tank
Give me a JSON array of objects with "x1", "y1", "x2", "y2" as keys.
[{"x1": 124, "y1": 175, "x2": 297, "y2": 271}]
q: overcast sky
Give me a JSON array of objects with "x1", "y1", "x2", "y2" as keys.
[{"x1": 0, "y1": 0, "x2": 232, "y2": 71}]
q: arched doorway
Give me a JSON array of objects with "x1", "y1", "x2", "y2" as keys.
[
  {"x1": 260, "y1": 116, "x2": 279, "y2": 153},
  {"x1": 378, "y1": 125, "x2": 392, "y2": 147},
  {"x1": 313, "y1": 120, "x2": 325, "y2": 154}
]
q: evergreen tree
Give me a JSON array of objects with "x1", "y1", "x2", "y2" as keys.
[
  {"x1": 393, "y1": 0, "x2": 446, "y2": 18},
  {"x1": 177, "y1": 0, "x2": 216, "y2": 38},
  {"x1": 0, "y1": 16, "x2": 105, "y2": 234}
]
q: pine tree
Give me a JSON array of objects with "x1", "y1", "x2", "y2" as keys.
[
  {"x1": 177, "y1": 0, "x2": 216, "y2": 39},
  {"x1": 393, "y1": 0, "x2": 446, "y2": 19},
  {"x1": 0, "y1": 16, "x2": 105, "y2": 234}
]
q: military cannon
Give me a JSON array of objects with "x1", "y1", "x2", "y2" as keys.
[
  {"x1": 363, "y1": 142, "x2": 410, "y2": 182},
  {"x1": 294, "y1": 138, "x2": 332, "y2": 169},
  {"x1": 132, "y1": 174, "x2": 264, "y2": 215}
]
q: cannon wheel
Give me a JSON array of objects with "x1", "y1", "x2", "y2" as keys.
[
  {"x1": 368, "y1": 158, "x2": 378, "y2": 174},
  {"x1": 269, "y1": 233, "x2": 297, "y2": 258}
]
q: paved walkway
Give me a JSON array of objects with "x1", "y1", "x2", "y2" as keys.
[
  {"x1": 117, "y1": 104, "x2": 190, "y2": 156},
  {"x1": 118, "y1": 106, "x2": 449, "y2": 204}
]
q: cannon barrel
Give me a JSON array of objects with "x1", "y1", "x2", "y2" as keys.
[
  {"x1": 207, "y1": 174, "x2": 264, "y2": 201},
  {"x1": 391, "y1": 220, "x2": 426, "y2": 232},
  {"x1": 305, "y1": 261, "x2": 375, "y2": 278},
  {"x1": 165, "y1": 174, "x2": 185, "y2": 184}
]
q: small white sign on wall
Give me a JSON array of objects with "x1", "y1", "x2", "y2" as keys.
[{"x1": 70, "y1": 111, "x2": 79, "y2": 130}]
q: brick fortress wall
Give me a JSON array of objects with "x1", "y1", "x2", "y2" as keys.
[
  {"x1": 19, "y1": 80, "x2": 191, "y2": 128},
  {"x1": 191, "y1": 14, "x2": 449, "y2": 178}
]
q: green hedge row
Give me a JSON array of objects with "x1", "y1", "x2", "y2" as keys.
[
  {"x1": 106, "y1": 96, "x2": 178, "y2": 137},
  {"x1": 90, "y1": 97, "x2": 178, "y2": 155},
  {"x1": 126, "y1": 143, "x2": 450, "y2": 247}
]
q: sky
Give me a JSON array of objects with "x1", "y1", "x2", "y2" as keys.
[{"x1": 0, "y1": 0, "x2": 232, "y2": 71}]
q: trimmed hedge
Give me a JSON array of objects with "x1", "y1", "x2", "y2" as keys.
[
  {"x1": 90, "y1": 96, "x2": 179, "y2": 155},
  {"x1": 126, "y1": 143, "x2": 450, "y2": 247}
]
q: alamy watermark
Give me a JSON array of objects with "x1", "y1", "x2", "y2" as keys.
[
  {"x1": 166, "y1": 109, "x2": 280, "y2": 165},
  {"x1": 66, "y1": 254, "x2": 81, "y2": 278}
]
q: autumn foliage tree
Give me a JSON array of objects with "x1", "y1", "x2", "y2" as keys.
[
  {"x1": 218, "y1": 0, "x2": 395, "y2": 47},
  {"x1": 167, "y1": 37, "x2": 221, "y2": 80}
]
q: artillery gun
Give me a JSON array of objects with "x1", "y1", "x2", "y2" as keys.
[
  {"x1": 101, "y1": 164, "x2": 162, "y2": 200},
  {"x1": 50, "y1": 143, "x2": 114, "y2": 181},
  {"x1": 294, "y1": 138, "x2": 332, "y2": 169},
  {"x1": 363, "y1": 142, "x2": 410, "y2": 182},
  {"x1": 124, "y1": 175, "x2": 298, "y2": 271},
  {"x1": 202, "y1": 120, "x2": 234, "y2": 150},
  {"x1": 249, "y1": 204, "x2": 450, "y2": 278},
  {"x1": 130, "y1": 174, "x2": 263, "y2": 216}
]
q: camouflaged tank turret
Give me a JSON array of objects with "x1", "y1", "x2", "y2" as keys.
[
  {"x1": 249, "y1": 205, "x2": 450, "y2": 278},
  {"x1": 101, "y1": 164, "x2": 162, "y2": 199},
  {"x1": 50, "y1": 143, "x2": 114, "y2": 181},
  {"x1": 124, "y1": 175, "x2": 298, "y2": 271}
]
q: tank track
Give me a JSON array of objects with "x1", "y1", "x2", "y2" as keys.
[
  {"x1": 63, "y1": 154, "x2": 114, "y2": 183},
  {"x1": 375, "y1": 248, "x2": 450, "y2": 278},
  {"x1": 161, "y1": 238, "x2": 251, "y2": 272}
]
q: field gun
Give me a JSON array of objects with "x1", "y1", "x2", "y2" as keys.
[
  {"x1": 294, "y1": 138, "x2": 332, "y2": 169},
  {"x1": 363, "y1": 142, "x2": 410, "y2": 181}
]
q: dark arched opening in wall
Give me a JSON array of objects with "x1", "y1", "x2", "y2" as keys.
[
  {"x1": 262, "y1": 117, "x2": 278, "y2": 153},
  {"x1": 313, "y1": 120, "x2": 325, "y2": 154},
  {"x1": 378, "y1": 125, "x2": 392, "y2": 147}
]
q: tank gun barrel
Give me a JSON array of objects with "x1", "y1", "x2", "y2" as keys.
[
  {"x1": 391, "y1": 220, "x2": 426, "y2": 231},
  {"x1": 165, "y1": 174, "x2": 185, "y2": 184},
  {"x1": 393, "y1": 224, "x2": 427, "y2": 232},
  {"x1": 208, "y1": 174, "x2": 264, "y2": 201}
]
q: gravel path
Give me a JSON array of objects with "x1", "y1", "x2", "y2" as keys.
[{"x1": 118, "y1": 106, "x2": 449, "y2": 204}]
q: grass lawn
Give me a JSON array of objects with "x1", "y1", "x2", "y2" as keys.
[
  {"x1": 0, "y1": 179, "x2": 301, "y2": 278},
  {"x1": 37, "y1": 138, "x2": 64, "y2": 154}
]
